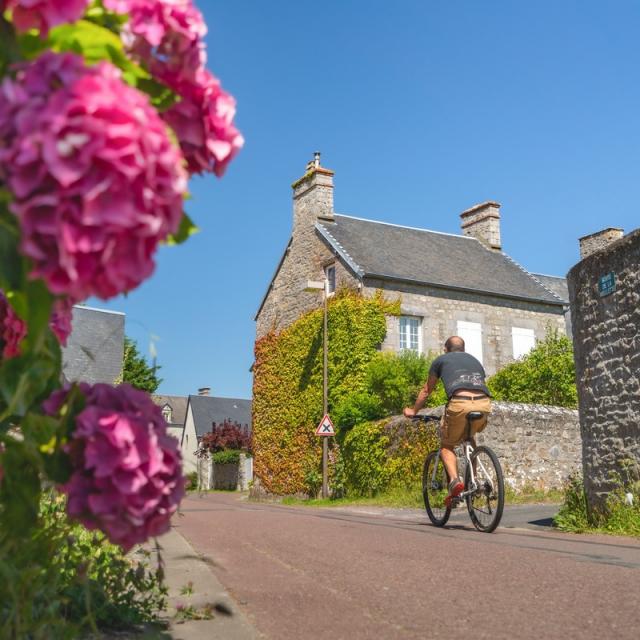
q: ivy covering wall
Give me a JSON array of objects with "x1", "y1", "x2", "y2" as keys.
[{"x1": 253, "y1": 290, "x2": 400, "y2": 494}]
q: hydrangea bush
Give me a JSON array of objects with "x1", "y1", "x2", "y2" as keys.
[{"x1": 0, "y1": 0, "x2": 241, "y2": 556}]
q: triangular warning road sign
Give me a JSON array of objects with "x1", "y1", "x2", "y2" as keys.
[{"x1": 315, "y1": 414, "x2": 335, "y2": 436}]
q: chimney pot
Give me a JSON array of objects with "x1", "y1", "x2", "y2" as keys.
[
  {"x1": 460, "y1": 201, "x2": 502, "y2": 251},
  {"x1": 292, "y1": 153, "x2": 335, "y2": 228},
  {"x1": 198, "y1": 387, "x2": 211, "y2": 396},
  {"x1": 578, "y1": 228, "x2": 624, "y2": 259}
]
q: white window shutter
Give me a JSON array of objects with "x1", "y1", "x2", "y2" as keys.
[
  {"x1": 512, "y1": 327, "x2": 535, "y2": 359},
  {"x1": 457, "y1": 321, "x2": 483, "y2": 364}
]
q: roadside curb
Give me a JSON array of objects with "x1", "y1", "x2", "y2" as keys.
[{"x1": 156, "y1": 525, "x2": 260, "y2": 640}]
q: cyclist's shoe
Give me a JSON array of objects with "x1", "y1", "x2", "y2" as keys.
[{"x1": 445, "y1": 478, "x2": 464, "y2": 507}]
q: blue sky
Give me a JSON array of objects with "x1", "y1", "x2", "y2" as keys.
[{"x1": 90, "y1": 1, "x2": 640, "y2": 399}]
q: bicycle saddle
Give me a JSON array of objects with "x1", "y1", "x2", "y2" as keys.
[{"x1": 467, "y1": 411, "x2": 484, "y2": 421}]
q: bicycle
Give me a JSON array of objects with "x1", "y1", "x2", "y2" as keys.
[{"x1": 414, "y1": 413, "x2": 504, "y2": 533}]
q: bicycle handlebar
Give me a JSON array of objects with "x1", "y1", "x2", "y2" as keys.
[{"x1": 410, "y1": 414, "x2": 440, "y2": 423}]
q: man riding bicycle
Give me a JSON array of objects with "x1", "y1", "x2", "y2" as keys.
[{"x1": 403, "y1": 336, "x2": 491, "y2": 506}]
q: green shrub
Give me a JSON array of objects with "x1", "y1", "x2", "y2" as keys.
[
  {"x1": 185, "y1": 471, "x2": 198, "y2": 491},
  {"x1": 341, "y1": 421, "x2": 391, "y2": 496},
  {"x1": 554, "y1": 474, "x2": 640, "y2": 536},
  {"x1": 340, "y1": 418, "x2": 439, "y2": 497},
  {"x1": 488, "y1": 329, "x2": 578, "y2": 408},
  {"x1": 332, "y1": 391, "x2": 384, "y2": 430},
  {"x1": 0, "y1": 491, "x2": 166, "y2": 639},
  {"x1": 334, "y1": 351, "x2": 447, "y2": 433},
  {"x1": 554, "y1": 474, "x2": 590, "y2": 532},
  {"x1": 212, "y1": 449, "x2": 242, "y2": 465}
]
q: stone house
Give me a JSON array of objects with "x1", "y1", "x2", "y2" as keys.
[
  {"x1": 255, "y1": 155, "x2": 568, "y2": 375},
  {"x1": 154, "y1": 387, "x2": 252, "y2": 473}
]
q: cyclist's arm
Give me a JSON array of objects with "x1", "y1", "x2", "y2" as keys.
[{"x1": 403, "y1": 374, "x2": 438, "y2": 417}]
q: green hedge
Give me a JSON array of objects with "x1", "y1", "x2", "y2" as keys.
[
  {"x1": 253, "y1": 290, "x2": 399, "y2": 494},
  {"x1": 340, "y1": 418, "x2": 439, "y2": 497}
]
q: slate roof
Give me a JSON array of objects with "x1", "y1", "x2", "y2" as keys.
[
  {"x1": 152, "y1": 394, "x2": 188, "y2": 427},
  {"x1": 316, "y1": 215, "x2": 564, "y2": 305},
  {"x1": 531, "y1": 273, "x2": 569, "y2": 304},
  {"x1": 189, "y1": 395, "x2": 252, "y2": 439},
  {"x1": 62, "y1": 305, "x2": 124, "y2": 384}
]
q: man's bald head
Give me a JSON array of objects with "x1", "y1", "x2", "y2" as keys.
[{"x1": 444, "y1": 336, "x2": 465, "y2": 353}]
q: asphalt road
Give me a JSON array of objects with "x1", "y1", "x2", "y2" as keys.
[{"x1": 174, "y1": 493, "x2": 640, "y2": 640}]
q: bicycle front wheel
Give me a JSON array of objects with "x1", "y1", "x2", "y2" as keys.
[
  {"x1": 422, "y1": 450, "x2": 451, "y2": 527},
  {"x1": 465, "y1": 445, "x2": 504, "y2": 533}
]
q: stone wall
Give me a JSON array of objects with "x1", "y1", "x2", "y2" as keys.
[
  {"x1": 367, "y1": 280, "x2": 566, "y2": 376},
  {"x1": 567, "y1": 228, "x2": 640, "y2": 514},
  {"x1": 473, "y1": 402, "x2": 581, "y2": 490}
]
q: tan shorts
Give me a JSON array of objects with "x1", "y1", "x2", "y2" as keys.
[{"x1": 440, "y1": 395, "x2": 491, "y2": 447}]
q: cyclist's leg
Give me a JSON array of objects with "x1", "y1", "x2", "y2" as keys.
[{"x1": 440, "y1": 446, "x2": 459, "y2": 484}]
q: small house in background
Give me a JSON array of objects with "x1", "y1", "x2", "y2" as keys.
[
  {"x1": 154, "y1": 387, "x2": 252, "y2": 473},
  {"x1": 62, "y1": 305, "x2": 125, "y2": 384},
  {"x1": 152, "y1": 394, "x2": 189, "y2": 442}
]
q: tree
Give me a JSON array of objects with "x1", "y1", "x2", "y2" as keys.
[
  {"x1": 487, "y1": 329, "x2": 577, "y2": 408},
  {"x1": 121, "y1": 337, "x2": 162, "y2": 393}
]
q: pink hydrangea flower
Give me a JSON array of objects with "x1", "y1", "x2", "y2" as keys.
[
  {"x1": 5, "y1": 0, "x2": 90, "y2": 35},
  {"x1": 0, "y1": 290, "x2": 27, "y2": 359},
  {"x1": 50, "y1": 297, "x2": 74, "y2": 346},
  {"x1": 0, "y1": 52, "x2": 187, "y2": 300},
  {"x1": 104, "y1": 0, "x2": 206, "y2": 87},
  {"x1": 103, "y1": 0, "x2": 243, "y2": 177},
  {"x1": 163, "y1": 69, "x2": 244, "y2": 176},
  {"x1": 44, "y1": 383, "x2": 185, "y2": 551}
]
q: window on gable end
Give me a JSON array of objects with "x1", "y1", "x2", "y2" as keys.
[{"x1": 325, "y1": 264, "x2": 336, "y2": 295}]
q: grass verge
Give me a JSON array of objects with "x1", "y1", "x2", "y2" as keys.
[{"x1": 280, "y1": 483, "x2": 563, "y2": 509}]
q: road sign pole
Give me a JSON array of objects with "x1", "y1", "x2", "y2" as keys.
[{"x1": 322, "y1": 282, "x2": 329, "y2": 499}]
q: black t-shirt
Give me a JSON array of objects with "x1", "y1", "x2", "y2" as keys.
[{"x1": 429, "y1": 352, "x2": 490, "y2": 399}]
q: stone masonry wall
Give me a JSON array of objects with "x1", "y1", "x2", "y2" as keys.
[
  {"x1": 474, "y1": 402, "x2": 581, "y2": 490},
  {"x1": 425, "y1": 401, "x2": 581, "y2": 491},
  {"x1": 567, "y1": 228, "x2": 640, "y2": 515},
  {"x1": 366, "y1": 280, "x2": 566, "y2": 376}
]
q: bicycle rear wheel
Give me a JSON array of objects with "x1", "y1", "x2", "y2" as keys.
[
  {"x1": 465, "y1": 445, "x2": 504, "y2": 533},
  {"x1": 422, "y1": 450, "x2": 451, "y2": 527}
]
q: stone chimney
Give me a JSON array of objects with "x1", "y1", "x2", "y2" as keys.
[
  {"x1": 291, "y1": 152, "x2": 334, "y2": 232},
  {"x1": 578, "y1": 228, "x2": 624, "y2": 259},
  {"x1": 460, "y1": 201, "x2": 502, "y2": 251},
  {"x1": 197, "y1": 387, "x2": 210, "y2": 396}
]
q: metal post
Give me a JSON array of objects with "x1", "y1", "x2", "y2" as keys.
[{"x1": 322, "y1": 281, "x2": 329, "y2": 498}]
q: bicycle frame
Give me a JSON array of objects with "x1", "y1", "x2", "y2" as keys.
[{"x1": 430, "y1": 438, "x2": 495, "y2": 502}]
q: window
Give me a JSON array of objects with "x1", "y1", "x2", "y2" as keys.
[
  {"x1": 512, "y1": 327, "x2": 535, "y2": 359},
  {"x1": 457, "y1": 320, "x2": 483, "y2": 364},
  {"x1": 399, "y1": 316, "x2": 422, "y2": 352},
  {"x1": 325, "y1": 265, "x2": 336, "y2": 294},
  {"x1": 162, "y1": 405, "x2": 172, "y2": 423}
]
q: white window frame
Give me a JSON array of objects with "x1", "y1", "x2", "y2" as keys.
[
  {"x1": 512, "y1": 327, "x2": 536, "y2": 360},
  {"x1": 457, "y1": 320, "x2": 483, "y2": 364},
  {"x1": 162, "y1": 405, "x2": 172, "y2": 423},
  {"x1": 325, "y1": 264, "x2": 336, "y2": 296},
  {"x1": 399, "y1": 316, "x2": 423, "y2": 353}
]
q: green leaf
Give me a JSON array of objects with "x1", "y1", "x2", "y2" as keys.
[
  {"x1": 0, "y1": 440, "x2": 42, "y2": 532},
  {"x1": 165, "y1": 213, "x2": 199, "y2": 246}
]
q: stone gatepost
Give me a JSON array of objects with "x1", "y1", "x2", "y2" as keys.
[{"x1": 567, "y1": 228, "x2": 640, "y2": 517}]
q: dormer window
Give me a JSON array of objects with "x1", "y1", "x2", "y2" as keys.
[
  {"x1": 325, "y1": 264, "x2": 336, "y2": 295},
  {"x1": 162, "y1": 405, "x2": 172, "y2": 423}
]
